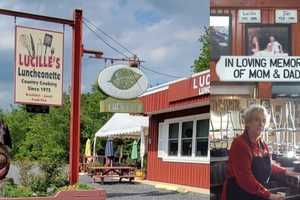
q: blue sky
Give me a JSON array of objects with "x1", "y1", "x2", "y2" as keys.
[{"x1": 0, "y1": 0, "x2": 209, "y2": 109}]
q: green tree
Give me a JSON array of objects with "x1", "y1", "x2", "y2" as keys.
[
  {"x1": 80, "y1": 82, "x2": 112, "y2": 155},
  {"x1": 0, "y1": 108, "x2": 4, "y2": 120},
  {"x1": 2, "y1": 81, "x2": 114, "y2": 164},
  {"x1": 192, "y1": 27, "x2": 210, "y2": 73},
  {"x1": 5, "y1": 106, "x2": 32, "y2": 157},
  {"x1": 5, "y1": 94, "x2": 70, "y2": 162}
]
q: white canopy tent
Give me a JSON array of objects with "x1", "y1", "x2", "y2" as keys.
[{"x1": 93, "y1": 113, "x2": 149, "y2": 168}]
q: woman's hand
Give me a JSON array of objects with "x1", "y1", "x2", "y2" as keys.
[
  {"x1": 285, "y1": 170, "x2": 300, "y2": 177},
  {"x1": 269, "y1": 193, "x2": 285, "y2": 200}
]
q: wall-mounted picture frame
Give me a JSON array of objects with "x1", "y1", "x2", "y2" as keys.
[
  {"x1": 261, "y1": 99, "x2": 271, "y2": 113},
  {"x1": 210, "y1": 15, "x2": 232, "y2": 60},
  {"x1": 245, "y1": 24, "x2": 291, "y2": 56},
  {"x1": 247, "y1": 99, "x2": 259, "y2": 107}
]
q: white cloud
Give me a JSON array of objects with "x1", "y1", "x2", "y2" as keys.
[
  {"x1": 174, "y1": 29, "x2": 200, "y2": 43},
  {"x1": 146, "y1": 19, "x2": 173, "y2": 33},
  {"x1": 0, "y1": 82, "x2": 13, "y2": 110},
  {"x1": 116, "y1": 17, "x2": 201, "y2": 81},
  {"x1": 81, "y1": 84, "x2": 87, "y2": 93},
  {"x1": 0, "y1": 91, "x2": 8, "y2": 102},
  {"x1": 0, "y1": 17, "x2": 16, "y2": 50},
  {"x1": 148, "y1": 47, "x2": 169, "y2": 63}
]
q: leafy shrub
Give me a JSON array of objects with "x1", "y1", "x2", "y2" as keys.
[
  {"x1": 1, "y1": 165, "x2": 92, "y2": 197},
  {"x1": 29, "y1": 174, "x2": 48, "y2": 196},
  {"x1": 29, "y1": 163, "x2": 68, "y2": 196},
  {"x1": 1, "y1": 181, "x2": 34, "y2": 197},
  {"x1": 3, "y1": 161, "x2": 69, "y2": 197}
]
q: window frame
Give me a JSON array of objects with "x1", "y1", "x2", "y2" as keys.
[
  {"x1": 168, "y1": 123, "x2": 179, "y2": 156},
  {"x1": 195, "y1": 119, "x2": 210, "y2": 157},
  {"x1": 161, "y1": 113, "x2": 210, "y2": 163}
]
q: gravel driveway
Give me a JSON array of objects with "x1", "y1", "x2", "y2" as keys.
[{"x1": 80, "y1": 175, "x2": 209, "y2": 200}]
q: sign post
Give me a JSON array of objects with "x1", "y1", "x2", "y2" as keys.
[{"x1": 69, "y1": 9, "x2": 82, "y2": 184}]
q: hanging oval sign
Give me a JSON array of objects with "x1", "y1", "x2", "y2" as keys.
[{"x1": 98, "y1": 64, "x2": 149, "y2": 99}]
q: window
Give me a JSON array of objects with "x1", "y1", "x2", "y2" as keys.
[
  {"x1": 196, "y1": 120, "x2": 209, "y2": 156},
  {"x1": 181, "y1": 121, "x2": 193, "y2": 156},
  {"x1": 168, "y1": 123, "x2": 179, "y2": 156},
  {"x1": 159, "y1": 113, "x2": 209, "y2": 163}
]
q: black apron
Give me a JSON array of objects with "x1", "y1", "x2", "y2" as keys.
[{"x1": 227, "y1": 139, "x2": 272, "y2": 200}]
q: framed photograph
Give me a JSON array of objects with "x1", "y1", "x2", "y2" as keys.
[
  {"x1": 247, "y1": 99, "x2": 259, "y2": 107},
  {"x1": 261, "y1": 99, "x2": 271, "y2": 113},
  {"x1": 245, "y1": 24, "x2": 291, "y2": 56},
  {"x1": 210, "y1": 15, "x2": 232, "y2": 60}
]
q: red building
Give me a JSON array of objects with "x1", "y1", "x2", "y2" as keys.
[{"x1": 139, "y1": 70, "x2": 210, "y2": 189}]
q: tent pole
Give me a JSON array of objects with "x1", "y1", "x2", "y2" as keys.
[
  {"x1": 140, "y1": 127, "x2": 145, "y2": 169},
  {"x1": 93, "y1": 137, "x2": 97, "y2": 157}
]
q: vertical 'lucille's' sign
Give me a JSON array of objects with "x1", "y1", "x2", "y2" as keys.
[{"x1": 14, "y1": 26, "x2": 64, "y2": 106}]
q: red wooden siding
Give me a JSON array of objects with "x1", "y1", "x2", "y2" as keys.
[
  {"x1": 146, "y1": 107, "x2": 210, "y2": 188},
  {"x1": 140, "y1": 73, "x2": 210, "y2": 188},
  {"x1": 168, "y1": 72, "x2": 210, "y2": 103},
  {"x1": 147, "y1": 117, "x2": 210, "y2": 188},
  {"x1": 140, "y1": 89, "x2": 169, "y2": 114},
  {"x1": 140, "y1": 90, "x2": 209, "y2": 114},
  {"x1": 139, "y1": 71, "x2": 209, "y2": 114}
]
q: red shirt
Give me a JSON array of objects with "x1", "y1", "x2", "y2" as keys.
[{"x1": 221, "y1": 134, "x2": 286, "y2": 200}]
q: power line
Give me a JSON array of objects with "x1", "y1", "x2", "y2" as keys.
[
  {"x1": 83, "y1": 19, "x2": 184, "y2": 79},
  {"x1": 83, "y1": 17, "x2": 136, "y2": 57},
  {"x1": 83, "y1": 20, "x2": 130, "y2": 59},
  {"x1": 140, "y1": 65, "x2": 182, "y2": 79}
]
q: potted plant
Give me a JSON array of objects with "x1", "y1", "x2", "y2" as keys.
[{"x1": 134, "y1": 168, "x2": 146, "y2": 180}]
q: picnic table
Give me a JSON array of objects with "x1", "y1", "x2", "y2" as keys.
[{"x1": 88, "y1": 166, "x2": 136, "y2": 183}]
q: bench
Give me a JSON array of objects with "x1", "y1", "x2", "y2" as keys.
[{"x1": 88, "y1": 166, "x2": 135, "y2": 183}]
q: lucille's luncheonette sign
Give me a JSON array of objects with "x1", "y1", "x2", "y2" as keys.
[
  {"x1": 14, "y1": 26, "x2": 64, "y2": 106},
  {"x1": 168, "y1": 70, "x2": 210, "y2": 102}
]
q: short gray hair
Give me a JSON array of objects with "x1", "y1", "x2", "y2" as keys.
[{"x1": 243, "y1": 104, "x2": 270, "y2": 127}]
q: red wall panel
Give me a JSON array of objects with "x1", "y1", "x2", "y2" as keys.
[
  {"x1": 140, "y1": 74, "x2": 210, "y2": 188},
  {"x1": 146, "y1": 107, "x2": 210, "y2": 189},
  {"x1": 140, "y1": 90, "x2": 169, "y2": 114},
  {"x1": 140, "y1": 90, "x2": 209, "y2": 114},
  {"x1": 139, "y1": 71, "x2": 209, "y2": 114}
]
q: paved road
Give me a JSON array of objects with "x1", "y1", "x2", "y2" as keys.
[{"x1": 80, "y1": 175, "x2": 209, "y2": 200}]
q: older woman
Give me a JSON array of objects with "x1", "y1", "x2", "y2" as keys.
[{"x1": 221, "y1": 104, "x2": 297, "y2": 200}]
